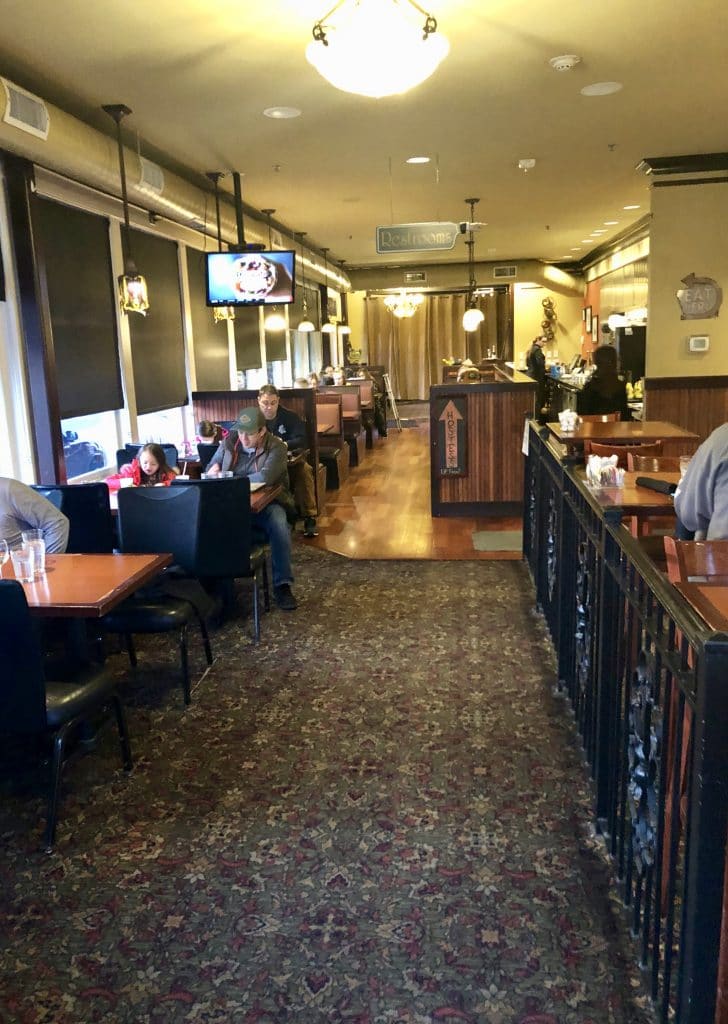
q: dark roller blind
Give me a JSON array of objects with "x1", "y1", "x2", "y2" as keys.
[
  {"x1": 265, "y1": 305, "x2": 287, "y2": 361},
  {"x1": 186, "y1": 247, "x2": 230, "y2": 389},
  {"x1": 127, "y1": 229, "x2": 188, "y2": 414},
  {"x1": 34, "y1": 197, "x2": 122, "y2": 418},
  {"x1": 234, "y1": 307, "x2": 262, "y2": 370}
]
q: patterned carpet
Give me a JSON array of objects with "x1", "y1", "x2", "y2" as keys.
[{"x1": 0, "y1": 549, "x2": 653, "y2": 1023}]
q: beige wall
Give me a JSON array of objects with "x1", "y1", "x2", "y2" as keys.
[
  {"x1": 648, "y1": 181, "x2": 728, "y2": 376},
  {"x1": 513, "y1": 285, "x2": 583, "y2": 370}
]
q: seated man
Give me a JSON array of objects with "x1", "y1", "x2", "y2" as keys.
[
  {"x1": 674, "y1": 422, "x2": 728, "y2": 539},
  {"x1": 0, "y1": 476, "x2": 69, "y2": 553},
  {"x1": 205, "y1": 407, "x2": 297, "y2": 611},
  {"x1": 258, "y1": 384, "x2": 319, "y2": 538}
]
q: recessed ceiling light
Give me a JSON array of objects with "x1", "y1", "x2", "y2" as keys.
[
  {"x1": 581, "y1": 82, "x2": 623, "y2": 97},
  {"x1": 406, "y1": 156, "x2": 430, "y2": 164},
  {"x1": 570, "y1": 247, "x2": 582, "y2": 251},
  {"x1": 581, "y1": 239, "x2": 593, "y2": 243},
  {"x1": 592, "y1": 229, "x2": 607, "y2": 235},
  {"x1": 263, "y1": 106, "x2": 301, "y2": 119},
  {"x1": 623, "y1": 204, "x2": 641, "y2": 210},
  {"x1": 604, "y1": 220, "x2": 619, "y2": 226}
]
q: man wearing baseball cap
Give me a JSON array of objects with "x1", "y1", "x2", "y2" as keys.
[{"x1": 205, "y1": 406, "x2": 298, "y2": 610}]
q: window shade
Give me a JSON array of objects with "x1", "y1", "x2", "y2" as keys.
[
  {"x1": 127, "y1": 229, "x2": 188, "y2": 415},
  {"x1": 186, "y1": 247, "x2": 230, "y2": 389},
  {"x1": 234, "y1": 307, "x2": 262, "y2": 370},
  {"x1": 265, "y1": 305, "x2": 287, "y2": 362},
  {"x1": 34, "y1": 197, "x2": 122, "y2": 418}
]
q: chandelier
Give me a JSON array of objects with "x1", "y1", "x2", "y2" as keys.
[
  {"x1": 306, "y1": 0, "x2": 449, "y2": 99},
  {"x1": 383, "y1": 289, "x2": 425, "y2": 318},
  {"x1": 462, "y1": 197, "x2": 485, "y2": 333}
]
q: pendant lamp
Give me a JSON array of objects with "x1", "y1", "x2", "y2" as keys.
[
  {"x1": 102, "y1": 104, "x2": 149, "y2": 315},
  {"x1": 262, "y1": 209, "x2": 287, "y2": 332},
  {"x1": 306, "y1": 0, "x2": 449, "y2": 99},
  {"x1": 462, "y1": 197, "x2": 485, "y2": 333},
  {"x1": 206, "y1": 171, "x2": 236, "y2": 323},
  {"x1": 296, "y1": 233, "x2": 315, "y2": 332},
  {"x1": 320, "y1": 247, "x2": 337, "y2": 333}
]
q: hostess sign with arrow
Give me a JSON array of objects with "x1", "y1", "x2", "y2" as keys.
[
  {"x1": 436, "y1": 397, "x2": 467, "y2": 477},
  {"x1": 376, "y1": 223, "x2": 459, "y2": 254}
]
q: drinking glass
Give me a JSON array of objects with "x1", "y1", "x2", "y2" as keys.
[
  {"x1": 21, "y1": 529, "x2": 46, "y2": 578},
  {"x1": 10, "y1": 548, "x2": 35, "y2": 582},
  {"x1": 0, "y1": 539, "x2": 8, "y2": 578}
]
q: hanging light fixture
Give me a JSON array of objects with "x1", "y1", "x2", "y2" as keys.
[
  {"x1": 206, "y1": 171, "x2": 236, "y2": 324},
  {"x1": 261, "y1": 209, "x2": 287, "y2": 332},
  {"x1": 462, "y1": 197, "x2": 485, "y2": 333},
  {"x1": 320, "y1": 247, "x2": 337, "y2": 334},
  {"x1": 307, "y1": 0, "x2": 449, "y2": 99},
  {"x1": 383, "y1": 288, "x2": 425, "y2": 319},
  {"x1": 338, "y1": 260, "x2": 351, "y2": 335},
  {"x1": 102, "y1": 104, "x2": 149, "y2": 315},
  {"x1": 296, "y1": 233, "x2": 316, "y2": 332}
]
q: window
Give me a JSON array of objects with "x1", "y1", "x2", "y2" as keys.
[{"x1": 61, "y1": 410, "x2": 119, "y2": 480}]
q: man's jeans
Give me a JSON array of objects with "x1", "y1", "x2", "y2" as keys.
[{"x1": 252, "y1": 502, "x2": 293, "y2": 587}]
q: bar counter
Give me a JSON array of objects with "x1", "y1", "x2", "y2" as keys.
[{"x1": 430, "y1": 363, "x2": 536, "y2": 516}]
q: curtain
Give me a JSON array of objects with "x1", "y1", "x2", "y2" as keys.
[{"x1": 364, "y1": 291, "x2": 512, "y2": 399}]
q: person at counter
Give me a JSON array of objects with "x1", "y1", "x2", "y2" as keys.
[
  {"x1": 205, "y1": 407, "x2": 298, "y2": 611},
  {"x1": 576, "y1": 344, "x2": 631, "y2": 420},
  {"x1": 526, "y1": 335, "x2": 548, "y2": 421},
  {"x1": 674, "y1": 422, "x2": 728, "y2": 539}
]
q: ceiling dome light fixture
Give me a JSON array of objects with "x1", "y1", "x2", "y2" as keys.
[
  {"x1": 102, "y1": 104, "x2": 149, "y2": 316},
  {"x1": 296, "y1": 232, "x2": 316, "y2": 333},
  {"x1": 306, "y1": 0, "x2": 449, "y2": 99},
  {"x1": 383, "y1": 288, "x2": 424, "y2": 319},
  {"x1": 462, "y1": 198, "x2": 485, "y2": 333}
]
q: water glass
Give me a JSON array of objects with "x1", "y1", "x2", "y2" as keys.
[
  {"x1": 21, "y1": 529, "x2": 46, "y2": 578},
  {"x1": 10, "y1": 548, "x2": 35, "y2": 583}
]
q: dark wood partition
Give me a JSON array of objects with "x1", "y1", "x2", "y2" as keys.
[
  {"x1": 192, "y1": 388, "x2": 323, "y2": 508},
  {"x1": 645, "y1": 376, "x2": 728, "y2": 445},
  {"x1": 430, "y1": 365, "x2": 535, "y2": 516}
]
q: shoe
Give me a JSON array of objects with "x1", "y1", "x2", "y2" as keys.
[
  {"x1": 303, "y1": 517, "x2": 319, "y2": 538},
  {"x1": 274, "y1": 584, "x2": 298, "y2": 611}
]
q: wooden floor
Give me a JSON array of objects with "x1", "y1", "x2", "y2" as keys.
[{"x1": 305, "y1": 421, "x2": 523, "y2": 560}]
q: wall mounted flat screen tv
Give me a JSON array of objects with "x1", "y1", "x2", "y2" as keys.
[{"x1": 205, "y1": 250, "x2": 295, "y2": 306}]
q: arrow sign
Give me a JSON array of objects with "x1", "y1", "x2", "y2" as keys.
[
  {"x1": 376, "y1": 222, "x2": 459, "y2": 254},
  {"x1": 436, "y1": 397, "x2": 467, "y2": 476}
]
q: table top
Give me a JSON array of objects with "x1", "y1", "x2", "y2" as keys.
[
  {"x1": 674, "y1": 583, "x2": 728, "y2": 633},
  {"x1": 582, "y1": 470, "x2": 680, "y2": 516},
  {"x1": 6, "y1": 552, "x2": 172, "y2": 618},
  {"x1": 548, "y1": 420, "x2": 699, "y2": 444},
  {"x1": 109, "y1": 482, "x2": 281, "y2": 515}
]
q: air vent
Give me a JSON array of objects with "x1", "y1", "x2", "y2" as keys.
[
  {"x1": 493, "y1": 265, "x2": 517, "y2": 279},
  {"x1": 405, "y1": 271, "x2": 427, "y2": 284},
  {"x1": 138, "y1": 157, "x2": 164, "y2": 195},
  {"x1": 1, "y1": 78, "x2": 49, "y2": 140}
]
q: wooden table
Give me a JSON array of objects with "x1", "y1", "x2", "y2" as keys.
[
  {"x1": 674, "y1": 583, "x2": 728, "y2": 632},
  {"x1": 548, "y1": 420, "x2": 699, "y2": 446},
  {"x1": 7, "y1": 552, "x2": 172, "y2": 617},
  {"x1": 584, "y1": 470, "x2": 680, "y2": 518}
]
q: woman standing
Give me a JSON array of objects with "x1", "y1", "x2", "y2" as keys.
[{"x1": 577, "y1": 344, "x2": 631, "y2": 420}]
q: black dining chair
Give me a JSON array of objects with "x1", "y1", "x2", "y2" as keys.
[
  {"x1": 116, "y1": 443, "x2": 179, "y2": 472},
  {"x1": 100, "y1": 485, "x2": 214, "y2": 705},
  {"x1": 32, "y1": 482, "x2": 115, "y2": 553},
  {"x1": 0, "y1": 580, "x2": 132, "y2": 853},
  {"x1": 196, "y1": 442, "x2": 219, "y2": 471},
  {"x1": 173, "y1": 476, "x2": 271, "y2": 641}
]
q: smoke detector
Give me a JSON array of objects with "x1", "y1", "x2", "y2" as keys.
[
  {"x1": 518, "y1": 158, "x2": 536, "y2": 172},
  {"x1": 549, "y1": 54, "x2": 581, "y2": 72}
]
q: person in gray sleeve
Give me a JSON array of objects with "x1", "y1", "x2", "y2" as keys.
[
  {"x1": 205, "y1": 406, "x2": 298, "y2": 610},
  {"x1": 674, "y1": 422, "x2": 728, "y2": 539},
  {"x1": 0, "y1": 477, "x2": 69, "y2": 553}
]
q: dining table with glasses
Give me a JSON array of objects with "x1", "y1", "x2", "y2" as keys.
[{"x1": 580, "y1": 469, "x2": 681, "y2": 522}]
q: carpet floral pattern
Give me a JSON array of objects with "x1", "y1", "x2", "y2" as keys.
[{"x1": 0, "y1": 549, "x2": 653, "y2": 1024}]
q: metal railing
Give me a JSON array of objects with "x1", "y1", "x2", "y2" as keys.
[{"x1": 523, "y1": 422, "x2": 728, "y2": 1023}]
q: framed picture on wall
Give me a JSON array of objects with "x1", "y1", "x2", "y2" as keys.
[
  {"x1": 592, "y1": 315, "x2": 599, "y2": 342},
  {"x1": 584, "y1": 306, "x2": 592, "y2": 333}
]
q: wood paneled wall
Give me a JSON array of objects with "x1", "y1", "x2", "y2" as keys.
[
  {"x1": 645, "y1": 377, "x2": 728, "y2": 446},
  {"x1": 430, "y1": 371, "x2": 536, "y2": 516}
]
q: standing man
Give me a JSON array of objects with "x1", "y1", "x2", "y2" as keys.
[
  {"x1": 0, "y1": 477, "x2": 69, "y2": 553},
  {"x1": 205, "y1": 407, "x2": 298, "y2": 610},
  {"x1": 258, "y1": 384, "x2": 319, "y2": 538},
  {"x1": 526, "y1": 335, "x2": 548, "y2": 423}
]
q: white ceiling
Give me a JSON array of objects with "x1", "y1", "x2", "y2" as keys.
[{"x1": 1, "y1": 0, "x2": 726, "y2": 270}]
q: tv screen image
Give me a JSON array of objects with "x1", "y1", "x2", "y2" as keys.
[{"x1": 206, "y1": 250, "x2": 295, "y2": 306}]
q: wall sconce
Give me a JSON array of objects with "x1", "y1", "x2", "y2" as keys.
[{"x1": 102, "y1": 103, "x2": 149, "y2": 316}]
